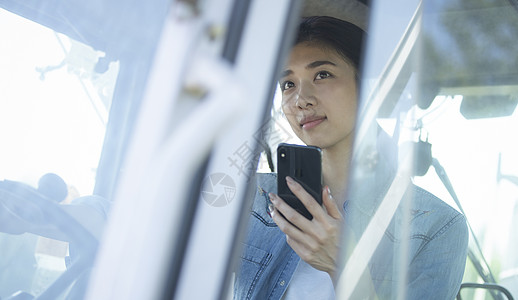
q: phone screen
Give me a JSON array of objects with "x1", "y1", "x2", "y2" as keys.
[{"x1": 277, "y1": 143, "x2": 322, "y2": 220}]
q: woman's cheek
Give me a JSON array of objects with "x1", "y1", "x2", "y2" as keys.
[{"x1": 281, "y1": 97, "x2": 295, "y2": 117}]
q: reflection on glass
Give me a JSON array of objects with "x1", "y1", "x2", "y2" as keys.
[
  {"x1": 0, "y1": 8, "x2": 118, "y2": 299},
  {"x1": 0, "y1": 9, "x2": 118, "y2": 193},
  {"x1": 419, "y1": 0, "x2": 518, "y2": 298},
  {"x1": 338, "y1": 0, "x2": 518, "y2": 298}
]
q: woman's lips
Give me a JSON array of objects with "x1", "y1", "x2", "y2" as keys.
[{"x1": 301, "y1": 117, "x2": 326, "y2": 130}]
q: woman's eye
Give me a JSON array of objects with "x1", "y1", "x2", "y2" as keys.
[
  {"x1": 315, "y1": 71, "x2": 331, "y2": 80},
  {"x1": 281, "y1": 81, "x2": 294, "y2": 91}
]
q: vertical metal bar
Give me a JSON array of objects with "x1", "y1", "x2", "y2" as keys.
[
  {"x1": 221, "y1": 0, "x2": 252, "y2": 63},
  {"x1": 172, "y1": 1, "x2": 302, "y2": 299}
]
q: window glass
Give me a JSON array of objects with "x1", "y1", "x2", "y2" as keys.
[
  {"x1": 0, "y1": 1, "x2": 166, "y2": 297},
  {"x1": 417, "y1": 0, "x2": 518, "y2": 297},
  {"x1": 336, "y1": 0, "x2": 518, "y2": 298},
  {"x1": 0, "y1": 9, "x2": 117, "y2": 194},
  {"x1": 0, "y1": 8, "x2": 118, "y2": 299}
]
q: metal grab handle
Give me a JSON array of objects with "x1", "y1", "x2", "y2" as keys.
[{"x1": 457, "y1": 283, "x2": 514, "y2": 300}]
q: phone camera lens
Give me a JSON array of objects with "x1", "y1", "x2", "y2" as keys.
[{"x1": 280, "y1": 148, "x2": 286, "y2": 158}]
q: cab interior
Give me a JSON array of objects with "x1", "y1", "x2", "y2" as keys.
[{"x1": 0, "y1": 0, "x2": 517, "y2": 299}]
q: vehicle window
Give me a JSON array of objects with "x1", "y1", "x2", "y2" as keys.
[
  {"x1": 0, "y1": 8, "x2": 119, "y2": 298},
  {"x1": 2, "y1": 0, "x2": 517, "y2": 299},
  {"x1": 335, "y1": 0, "x2": 518, "y2": 298},
  {"x1": 0, "y1": 9, "x2": 117, "y2": 194},
  {"x1": 416, "y1": 1, "x2": 518, "y2": 298}
]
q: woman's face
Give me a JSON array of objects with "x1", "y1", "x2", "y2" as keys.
[{"x1": 280, "y1": 42, "x2": 357, "y2": 151}]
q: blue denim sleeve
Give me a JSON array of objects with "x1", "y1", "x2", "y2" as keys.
[{"x1": 406, "y1": 213, "x2": 469, "y2": 299}]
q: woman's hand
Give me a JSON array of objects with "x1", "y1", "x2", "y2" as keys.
[{"x1": 269, "y1": 176, "x2": 343, "y2": 277}]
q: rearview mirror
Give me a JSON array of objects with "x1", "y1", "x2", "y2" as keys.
[{"x1": 460, "y1": 95, "x2": 518, "y2": 119}]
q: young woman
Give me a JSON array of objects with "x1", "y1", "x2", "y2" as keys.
[{"x1": 234, "y1": 16, "x2": 468, "y2": 299}]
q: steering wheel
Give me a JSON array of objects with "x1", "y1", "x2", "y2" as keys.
[{"x1": 0, "y1": 178, "x2": 99, "y2": 300}]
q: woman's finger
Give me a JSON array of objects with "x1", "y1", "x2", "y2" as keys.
[
  {"x1": 285, "y1": 176, "x2": 326, "y2": 220},
  {"x1": 322, "y1": 186, "x2": 342, "y2": 220},
  {"x1": 269, "y1": 192, "x2": 314, "y2": 236}
]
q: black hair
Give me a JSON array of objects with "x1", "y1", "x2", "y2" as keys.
[{"x1": 295, "y1": 16, "x2": 366, "y2": 74}]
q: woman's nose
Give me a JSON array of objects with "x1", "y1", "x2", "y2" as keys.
[{"x1": 295, "y1": 82, "x2": 316, "y2": 109}]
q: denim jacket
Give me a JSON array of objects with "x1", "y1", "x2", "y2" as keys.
[{"x1": 234, "y1": 169, "x2": 468, "y2": 300}]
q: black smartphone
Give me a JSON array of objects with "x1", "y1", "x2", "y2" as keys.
[{"x1": 277, "y1": 143, "x2": 322, "y2": 220}]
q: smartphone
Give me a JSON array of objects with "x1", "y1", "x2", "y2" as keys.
[{"x1": 277, "y1": 143, "x2": 322, "y2": 220}]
